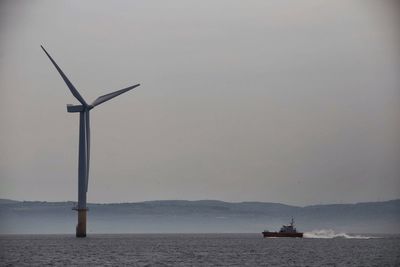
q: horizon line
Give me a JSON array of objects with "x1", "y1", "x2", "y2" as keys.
[{"x1": 1, "y1": 197, "x2": 399, "y2": 208}]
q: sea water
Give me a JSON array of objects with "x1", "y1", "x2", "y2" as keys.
[{"x1": 1, "y1": 233, "x2": 399, "y2": 266}]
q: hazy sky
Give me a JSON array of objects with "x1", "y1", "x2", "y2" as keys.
[{"x1": 0, "y1": 0, "x2": 399, "y2": 205}]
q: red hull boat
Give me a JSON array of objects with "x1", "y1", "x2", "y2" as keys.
[
  {"x1": 262, "y1": 231, "x2": 303, "y2": 238},
  {"x1": 262, "y1": 218, "x2": 303, "y2": 238}
]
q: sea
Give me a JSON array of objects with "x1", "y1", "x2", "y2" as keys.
[{"x1": 1, "y1": 232, "x2": 399, "y2": 266}]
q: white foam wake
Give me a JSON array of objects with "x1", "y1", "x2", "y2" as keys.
[{"x1": 303, "y1": 229, "x2": 375, "y2": 239}]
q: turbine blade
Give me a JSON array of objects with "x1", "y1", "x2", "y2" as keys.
[
  {"x1": 91, "y1": 84, "x2": 140, "y2": 107},
  {"x1": 41, "y1": 45, "x2": 88, "y2": 106},
  {"x1": 85, "y1": 111, "x2": 90, "y2": 192}
]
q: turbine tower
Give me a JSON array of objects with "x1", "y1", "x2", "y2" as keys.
[{"x1": 41, "y1": 46, "x2": 140, "y2": 237}]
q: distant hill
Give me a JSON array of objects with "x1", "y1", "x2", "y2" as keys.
[
  {"x1": 0, "y1": 199, "x2": 19, "y2": 204},
  {"x1": 0, "y1": 199, "x2": 399, "y2": 234}
]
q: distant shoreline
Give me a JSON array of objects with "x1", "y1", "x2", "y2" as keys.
[{"x1": 1, "y1": 198, "x2": 399, "y2": 208}]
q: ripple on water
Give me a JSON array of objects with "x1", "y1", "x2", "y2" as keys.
[{"x1": 0, "y1": 234, "x2": 399, "y2": 266}]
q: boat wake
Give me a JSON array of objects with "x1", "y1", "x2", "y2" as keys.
[{"x1": 303, "y1": 229, "x2": 375, "y2": 239}]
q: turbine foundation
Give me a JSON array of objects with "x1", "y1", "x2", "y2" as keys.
[{"x1": 76, "y1": 209, "x2": 87, "y2": 238}]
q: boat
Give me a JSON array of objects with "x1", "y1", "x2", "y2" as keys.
[{"x1": 262, "y1": 218, "x2": 303, "y2": 238}]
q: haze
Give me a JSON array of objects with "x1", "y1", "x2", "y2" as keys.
[{"x1": 0, "y1": 0, "x2": 399, "y2": 206}]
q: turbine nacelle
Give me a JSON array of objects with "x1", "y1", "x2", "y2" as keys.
[{"x1": 67, "y1": 104, "x2": 91, "y2": 113}]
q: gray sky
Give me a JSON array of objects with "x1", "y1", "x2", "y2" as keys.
[{"x1": 0, "y1": 0, "x2": 399, "y2": 206}]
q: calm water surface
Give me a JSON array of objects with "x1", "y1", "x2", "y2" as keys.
[{"x1": 1, "y1": 234, "x2": 399, "y2": 266}]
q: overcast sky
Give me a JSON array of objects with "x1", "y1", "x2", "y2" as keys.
[{"x1": 0, "y1": 0, "x2": 399, "y2": 205}]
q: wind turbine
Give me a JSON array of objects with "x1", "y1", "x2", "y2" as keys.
[{"x1": 41, "y1": 45, "x2": 140, "y2": 237}]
